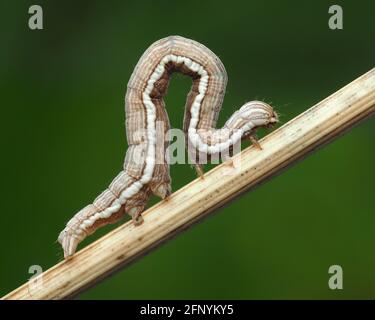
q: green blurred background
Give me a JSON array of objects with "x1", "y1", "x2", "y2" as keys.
[{"x1": 0, "y1": 0, "x2": 374, "y2": 299}]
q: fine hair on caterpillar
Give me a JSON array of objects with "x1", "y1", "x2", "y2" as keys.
[{"x1": 58, "y1": 35, "x2": 279, "y2": 258}]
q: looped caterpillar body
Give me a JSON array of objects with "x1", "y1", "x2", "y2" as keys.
[{"x1": 58, "y1": 35, "x2": 278, "y2": 258}]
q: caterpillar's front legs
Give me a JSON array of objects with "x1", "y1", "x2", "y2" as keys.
[
  {"x1": 186, "y1": 100, "x2": 279, "y2": 179},
  {"x1": 248, "y1": 133, "x2": 263, "y2": 150},
  {"x1": 193, "y1": 164, "x2": 205, "y2": 177}
]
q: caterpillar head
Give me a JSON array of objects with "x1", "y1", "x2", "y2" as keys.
[
  {"x1": 226, "y1": 101, "x2": 279, "y2": 134},
  {"x1": 238, "y1": 101, "x2": 278, "y2": 129}
]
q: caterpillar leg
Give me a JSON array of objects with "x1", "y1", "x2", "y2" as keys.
[
  {"x1": 149, "y1": 163, "x2": 172, "y2": 199},
  {"x1": 193, "y1": 164, "x2": 205, "y2": 177},
  {"x1": 248, "y1": 133, "x2": 263, "y2": 150},
  {"x1": 124, "y1": 186, "x2": 151, "y2": 225}
]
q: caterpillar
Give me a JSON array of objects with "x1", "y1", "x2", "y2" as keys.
[{"x1": 58, "y1": 35, "x2": 278, "y2": 258}]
